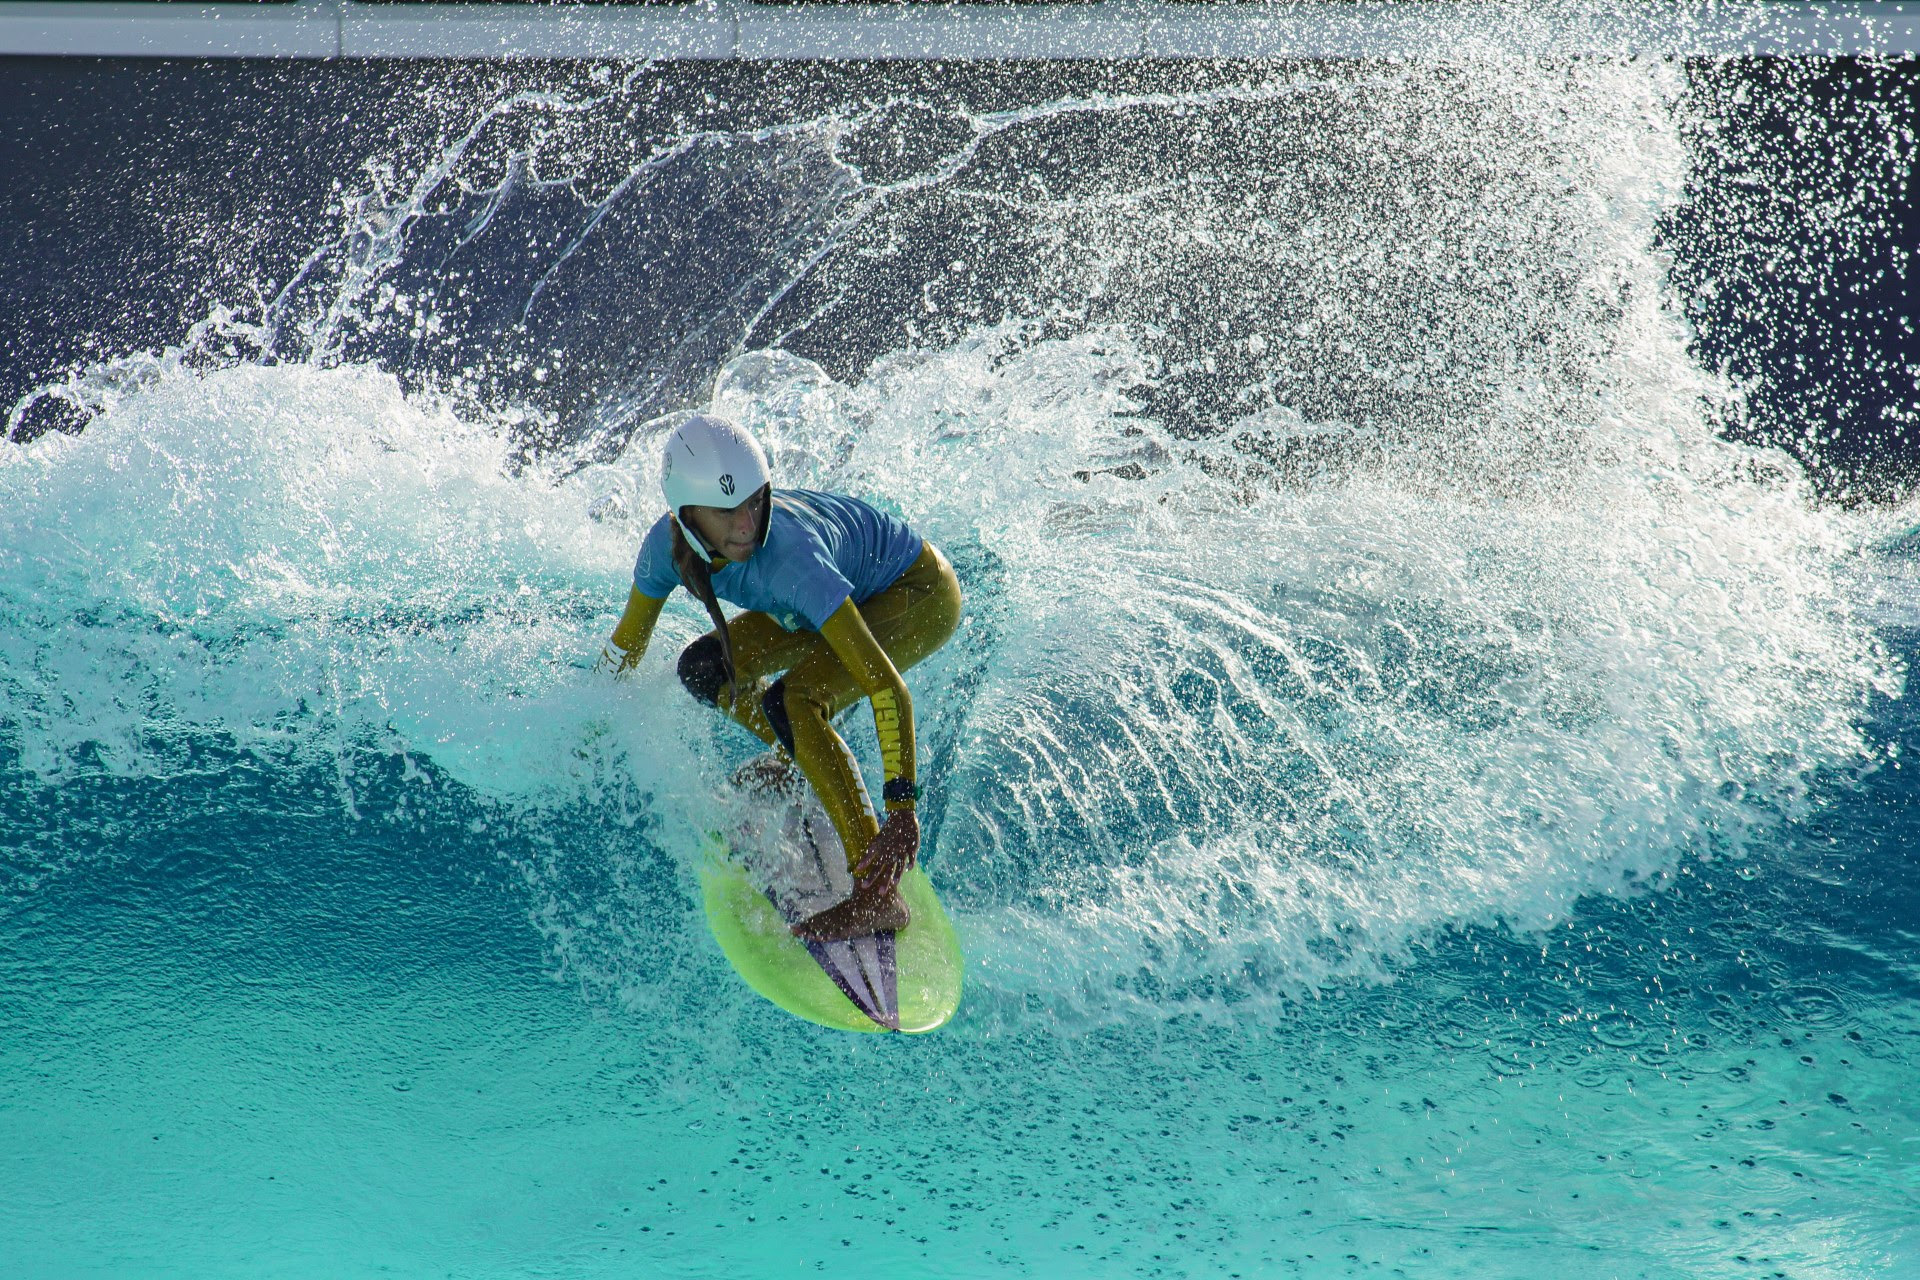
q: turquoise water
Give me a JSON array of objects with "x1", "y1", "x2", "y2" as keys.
[
  {"x1": 7, "y1": 712, "x2": 1918, "y2": 1277},
  {"x1": 5, "y1": 53, "x2": 1920, "y2": 1278}
]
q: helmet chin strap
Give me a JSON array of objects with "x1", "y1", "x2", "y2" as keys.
[
  {"x1": 752, "y1": 483, "x2": 773, "y2": 549},
  {"x1": 673, "y1": 512, "x2": 717, "y2": 562}
]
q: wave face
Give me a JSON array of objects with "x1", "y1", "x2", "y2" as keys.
[
  {"x1": 4, "y1": 52, "x2": 1919, "y2": 1280},
  {"x1": 5, "y1": 59, "x2": 1901, "y2": 1004}
]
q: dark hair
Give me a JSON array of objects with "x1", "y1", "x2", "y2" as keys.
[{"x1": 670, "y1": 515, "x2": 736, "y2": 700}]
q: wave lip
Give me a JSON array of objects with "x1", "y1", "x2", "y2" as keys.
[{"x1": 0, "y1": 361, "x2": 635, "y2": 796}]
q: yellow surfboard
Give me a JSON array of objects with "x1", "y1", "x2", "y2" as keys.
[{"x1": 699, "y1": 798, "x2": 963, "y2": 1034}]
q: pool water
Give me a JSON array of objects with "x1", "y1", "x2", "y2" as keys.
[{"x1": 4, "y1": 50, "x2": 1918, "y2": 1279}]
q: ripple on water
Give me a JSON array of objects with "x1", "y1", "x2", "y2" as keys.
[
  {"x1": 1434, "y1": 1004, "x2": 1489, "y2": 1051},
  {"x1": 1774, "y1": 984, "x2": 1848, "y2": 1028},
  {"x1": 1590, "y1": 1011, "x2": 1646, "y2": 1049},
  {"x1": 1707, "y1": 994, "x2": 1764, "y2": 1039},
  {"x1": 1487, "y1": 1045, "x2": 1536, "y2": 1078}
]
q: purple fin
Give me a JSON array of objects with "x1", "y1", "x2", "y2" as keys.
[
  {"x1": 803, "y1": 934, "x2": 900, "y2": 1031},
  {"x1": 876, "y1": 930, "x2": 898, "y2": 1013}
]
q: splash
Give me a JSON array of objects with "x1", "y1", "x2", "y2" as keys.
[
  {"x1": 684, "y1": 324, "x2": 1900, "y2": 1014},
  {"x1": 2, "y1": 55, "x2": 1907, "y2": 1018}
]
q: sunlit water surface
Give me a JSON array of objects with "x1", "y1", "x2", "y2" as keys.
[{"x1": 4, "y1": 47, "x2": 1918, "y2": 1280}]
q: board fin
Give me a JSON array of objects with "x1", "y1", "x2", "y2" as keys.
[{"x1": 801, "y1": 933, "x2": 899, "y2": 1031}]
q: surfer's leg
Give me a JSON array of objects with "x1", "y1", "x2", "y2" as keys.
[
  {"x1": 677, "y1": 610, "x2": 816, "y2": 749},
  {"x1": 778, "y1": 689, "x2": 883, "y2": 866},
  {"x1": 837, "y1": 541, "x2": 964, "y2": 684},
  {"x1": 766, "y1": 542, "x2": 964, "y2": 868}
]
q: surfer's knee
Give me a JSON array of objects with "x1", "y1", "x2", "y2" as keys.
[{"x1": 677, "y1": 635, "x2": 728, "y2": 706}]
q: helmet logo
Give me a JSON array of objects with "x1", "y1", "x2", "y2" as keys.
[{"x1": 718, "y1": 473, "x2": 735, "y2": 496}]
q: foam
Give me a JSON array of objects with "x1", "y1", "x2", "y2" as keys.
[
  {"x1": 0, "y1": 361, "x2": 710, "y2": 810},
  {"x1": 708, "y1": 328, "x2": 1899, "y2": 1012},
  {"x1": 2, "y1": 56, "x2": 1906, "y2": 1017}
]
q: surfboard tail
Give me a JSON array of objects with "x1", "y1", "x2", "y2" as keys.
[{"x1": 802, "y1": 932, "x2": 900, "y2": 1031}]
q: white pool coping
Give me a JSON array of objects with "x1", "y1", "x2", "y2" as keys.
[{"x1": 0, "y1": 0, "x2": 1913, "y2": 61}]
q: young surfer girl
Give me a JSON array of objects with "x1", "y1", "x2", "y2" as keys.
[{"x1": 603, "y1": 414, "x2": 962, "y2": 943}]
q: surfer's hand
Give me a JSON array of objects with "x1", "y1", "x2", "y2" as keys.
[
  {"x1": 791, "y1": 811, "x2": 917, "y2": 940},
  {"x1": 790, "y1": 877, "x2": 909, "y2": 941},
  {"x1": 855, "y1": 810, "x2": 919, "y2": 891}
]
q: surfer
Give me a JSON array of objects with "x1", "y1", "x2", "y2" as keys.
[{"x1": 602, "y1": 413, "x2": 962, "y2": 943}]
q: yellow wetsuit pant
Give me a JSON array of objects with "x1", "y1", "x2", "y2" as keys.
[{"x1": 688, "y1": 541, "x2": 961, "y2": 870}]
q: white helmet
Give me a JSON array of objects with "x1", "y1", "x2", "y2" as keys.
[{"x1": 660, "y1": 413, "x2": 773, "y2": 559}]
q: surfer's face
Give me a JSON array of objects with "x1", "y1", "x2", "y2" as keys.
[{"x1": 685, "y1": 487, "x2": 766, "y2": 563}]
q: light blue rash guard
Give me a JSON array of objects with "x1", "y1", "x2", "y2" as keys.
[{"x1": 632, "y1": 489, "x2": 924, "y2": 633}]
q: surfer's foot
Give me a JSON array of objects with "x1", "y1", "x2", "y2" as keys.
[
  {"x1": 731, "y1": 751, "x2": 801, "y2": 799},
  {"x1": 791, "y1": 881, "x2": 910, "y2": 942}
]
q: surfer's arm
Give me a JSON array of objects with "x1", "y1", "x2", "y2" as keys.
[
  {"x1": 604, "y1": 587, "x2": 667, "y2": 677},
  {"x1": 818, "y1": 597, "x2": 917, "y2": 812}
]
